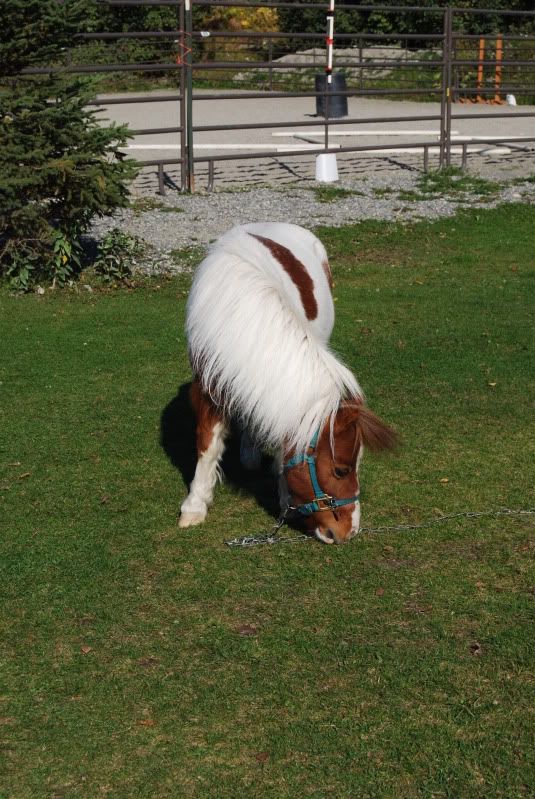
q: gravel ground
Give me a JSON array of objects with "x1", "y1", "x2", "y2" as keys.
[{"x1": 89, "y1": 168, "x2": 535, "y2": 275}]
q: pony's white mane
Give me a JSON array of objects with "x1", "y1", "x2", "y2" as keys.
[{"x1": 186, "y1": 225, "x2": 362, "y2": 453}]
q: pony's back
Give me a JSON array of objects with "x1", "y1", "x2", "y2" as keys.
[{"x1": 186, "y1": 223, "x2": 361, "y2": 451}]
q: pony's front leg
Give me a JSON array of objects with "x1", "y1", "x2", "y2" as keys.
[
  {"x1": 274, "y1": 450, "x2": 291, "y2": 514},
  {"x1": 179, "y1": 382, "x2": 228, "y2": 528}
]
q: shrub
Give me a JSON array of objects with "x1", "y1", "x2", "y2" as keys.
[
  {"x1": 94, "y1": 228, "x2": 145, "y2": 283},
  {"x1": 0, "y1": 0, "x2": 138, "y2": 289}
]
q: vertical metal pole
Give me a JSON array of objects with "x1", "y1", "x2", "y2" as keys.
[
  {"x1": 452, "y1": 33, "x2": 458, "y2": 102},
  {"x1": 439, "y1": 7, "x2": 453, "y2": 169},
  {"x1": 185, "y1": 0, "x2": 195, "y2": 192},
  {"x1": 268, "y1": 38, "x2": 273, "y2": 92},
  {"x1": 445, "y1": 6, "x2": 453, "y2": 167},
  {"x1": 325, "y1": 0, "x2": 335, "y2": 152},
  {"x1": 359, "y1": 37, "x2": 363, "y2": 91},
  {"x1": 207, "y1": 160, "x2": 215, "y2": 192},
  {"x1": 439, "y1": 8, "x2": 448, "y2": 168},
  {"x1": 158, "y1": 163, "x2": 166, "y2": 196},
  {"x1": 179, "y1": 0, "x2": 187, "y2": 191}
]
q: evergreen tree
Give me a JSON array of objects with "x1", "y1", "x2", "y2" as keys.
[{"x1": 0, "y1": 0, "x2": 138, "y2": 288}]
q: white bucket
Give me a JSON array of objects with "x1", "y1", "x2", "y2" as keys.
[{"x1": 315, "y1": 153, "x2": 339, "y2": 183}]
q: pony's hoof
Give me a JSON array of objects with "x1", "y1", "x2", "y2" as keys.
[{"x1": 179, "y1": 511, "x2": 206, "y2": 528}]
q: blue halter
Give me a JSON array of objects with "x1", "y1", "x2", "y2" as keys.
[{"x1": 283, "y1": 428, "x2": 360, "y2": 516}]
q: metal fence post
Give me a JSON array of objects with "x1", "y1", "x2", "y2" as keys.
[
  {"x1": 359, "y1": 38, "x2": 363, "y2": 91},
  {"x1": 179, "y1": 0, "x2": 187, "y2": 191},
  {"x1": 439, "y1": 9, "x2": 447, "y2": 168},
  {"x1": 185, "y1": 0, "x2": 194, "y2": 192},
  {"x1": 445, "y1": 6, "x2": 453, "y2": 167},
  {"x1": 439, "y1": 6, "x2": 453, "y2": 169}
]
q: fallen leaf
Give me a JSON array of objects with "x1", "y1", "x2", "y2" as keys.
[
  {"x1": 360, "y1": 327, "x2": 372, "y2": 335},
  {"x1": 138, "y1": 719, "x2": 155, "y2": 727},
  {"x1": 137, "y1": 656, "x2": 160, "y2": 669},
  {"x1": 18, "y1": 472, "x2": 31, "y2": 480},
  {"x1": 237, "y1": 624, "x2": 257, "y2": 637},
  {"x1": 80, "y1": 646, "x2": 93, "y2": 655},
  {"x1": 383, "y1": 545, "x2": 394, "y2": 554},
  {"x1": 488, "y1": 381, "x2": 497, "y2": 388},
  {"x1": 439, "y1": 477, "x2": 449, "y2": 484},
  {"x1": 375, "y1": 588, "x2": 385, "y2": 597},
  {"x1": 254, "y1": 751, "x2": 270, "y2": 763}
]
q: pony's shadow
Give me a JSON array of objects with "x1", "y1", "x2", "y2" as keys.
[{"x1": 160, "y1": 382, "x2": 281, "y2": 520}]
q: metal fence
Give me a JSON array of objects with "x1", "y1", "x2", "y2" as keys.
[{"x1": 25, "y1": 2, "x2": 535, "y2": 192}]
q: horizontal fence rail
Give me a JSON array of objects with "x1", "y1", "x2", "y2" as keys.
[{"x1": 29, "y1": 1, "x2": 535, "y2": 191}]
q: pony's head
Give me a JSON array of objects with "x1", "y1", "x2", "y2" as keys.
[{"x1": 283, "y1": 401, "x2": 397, "y2": 544}]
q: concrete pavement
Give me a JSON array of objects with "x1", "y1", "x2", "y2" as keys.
[{"x1": 94, "y1": 91, "x2": 535, "y2": 192}]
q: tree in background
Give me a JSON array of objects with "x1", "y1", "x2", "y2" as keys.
[
  {"x1": 0, "y1": 0, "x2": 137, "y2": 289},
  {"x1": 278, "y1": 0, "x2": 534, "y2": 41},
  {"x1": 195, "y1": 6, "x2": 279, "y2": 62},
  {"x1": 76, "y1": 0, "x2": 180, "y2": 73}
]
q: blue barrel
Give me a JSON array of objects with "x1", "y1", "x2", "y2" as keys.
[{"x1": 315, "y1": 73, "x2": 348, "y2": 118}]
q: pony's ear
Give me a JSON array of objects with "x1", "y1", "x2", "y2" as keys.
[
  {"x1": 333, "y1": 402, "x2": 361, "y2": 436},
  {"x1": 357, "y1": 406, "x2": 399, "y2": 452}
]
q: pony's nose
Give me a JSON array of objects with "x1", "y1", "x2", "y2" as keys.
[{"x1": 324, "y1": 528, "x2": 349, "y2": 545}]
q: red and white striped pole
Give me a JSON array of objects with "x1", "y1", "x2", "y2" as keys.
[
  {"x1": 326, "y1": 0, "x2": 335, "y2": 89},
  {"x1": 315, "y1": 0, "x2": 339, "y2": 181}
]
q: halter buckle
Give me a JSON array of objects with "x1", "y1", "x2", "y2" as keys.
[{"x1": 315, "y1": 495, "x2": 336, "y2": 511}]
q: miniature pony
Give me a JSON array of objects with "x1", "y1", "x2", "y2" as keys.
[{"x1": 179, "y1": 223, "x2": 396, "y2": 543}]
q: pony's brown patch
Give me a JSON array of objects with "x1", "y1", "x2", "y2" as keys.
[
  {"x1": 250, "y1": 233, "x2": 318, "y2": 320},
  {"x1": 190, "y1": 380, "x2": 224, "y2": 454},
  {"x1": 322, "y1": 258, "x2": 333, "y2": 290}
]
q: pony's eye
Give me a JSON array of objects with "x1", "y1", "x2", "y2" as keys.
[{"x1": 334, "y1": 466, "x2": 351, "y2": 479}]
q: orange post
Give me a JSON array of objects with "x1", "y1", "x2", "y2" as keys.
[
  {"x1": 494, "y1": 34, "x2": 504, "y2": 104},
  {"x1": 476, "y1": 37, "x2": 485, "y2": 103}
]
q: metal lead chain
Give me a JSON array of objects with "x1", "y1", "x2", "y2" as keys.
[
  {"x1": 224, "y1": 507, "x2": 535, "y2": 548},
  {"x1": 225, "y1": 506, "x2": 309, "y2": 548},
  {"x1": 359, "y1": 507, "x2": 535, "y2": 535}
]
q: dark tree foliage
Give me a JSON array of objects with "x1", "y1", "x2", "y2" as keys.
[
  {"x1": 74, "y1": 0, "x2": 180, "y2": 68},
  {"x1": 0, "y1": 0, "x2": 138, "y2": 289},
  {"x1": 278, "y1": 0, "x2": 534, "y2": 40}
]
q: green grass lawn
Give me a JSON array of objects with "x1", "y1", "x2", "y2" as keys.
[{"x1": 1, "y1": 205, "x2": 534, "y2": 798}]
